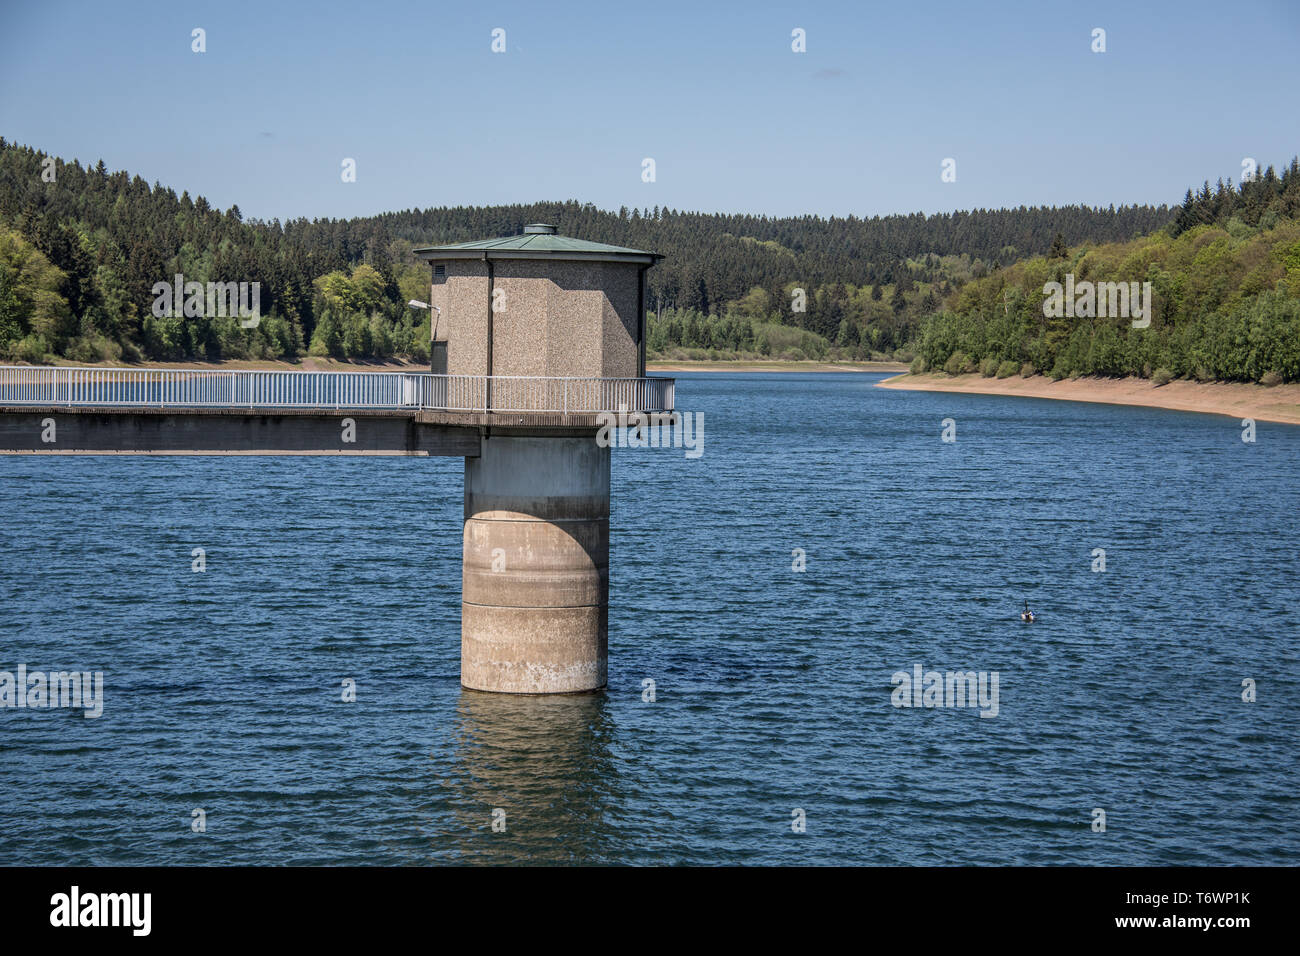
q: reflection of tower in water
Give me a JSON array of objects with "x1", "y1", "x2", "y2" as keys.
[{"x1": 430, "y1": 689, "x2": 622, "y2": 864}]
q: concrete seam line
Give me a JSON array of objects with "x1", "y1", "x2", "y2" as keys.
[
  {"x1": 462, "y1": 516, "x2": 608, "y2": 523},
  {"x1": 461, "y1": 601, "x2": 605, "y2": 610}
]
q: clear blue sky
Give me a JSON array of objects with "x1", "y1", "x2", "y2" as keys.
[{"x1": 2, "y1": 0, "x2": 1297, "y2": 222}]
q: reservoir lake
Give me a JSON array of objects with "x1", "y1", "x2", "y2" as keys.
[{"x1": 1, "y1": 371, "x2": 1296, "y2": 865}]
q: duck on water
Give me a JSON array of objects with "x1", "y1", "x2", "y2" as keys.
[{"x1": 1021, "y1": 600, "x2": 1036, "y2": 623}]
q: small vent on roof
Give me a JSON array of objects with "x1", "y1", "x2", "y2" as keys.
[{"x1": 523, "y1": 223, "x2": 557, "y2": 235}]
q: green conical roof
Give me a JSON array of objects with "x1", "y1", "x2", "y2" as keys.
[{"x1": 414, "y1": 223, "x2": 662, "y2": 263}]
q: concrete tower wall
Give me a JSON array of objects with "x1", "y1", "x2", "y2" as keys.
[
  {"x1": 591, "y1": 261, "x2": 641, "y2": 379},
  {"x1": 415, "y1": 229, "x2": 660, "y2": 694},
  {"x1": 461, "y1": 434, "x2": 610, "y2": 693},
  {"x1": 490, "y1": 260, "x2": 640, "y2": 379},
  {"x1": 442, "y1": 260, "x2": 491, "y2": 377},
  {"x1": 433, "y1": 258, "x2": 642, "y2": 381}
]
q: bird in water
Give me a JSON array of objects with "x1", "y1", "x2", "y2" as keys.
[{"x1": 1021, "y1": 600, "x2": 1036, "y2": 622}]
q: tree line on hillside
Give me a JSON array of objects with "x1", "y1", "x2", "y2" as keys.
[
  {"x1": 914, "y1": 160, "x2": 1300, "y2": 383},
  {"x1": 1, "y1": 137, "x2": 1171, "y2": 365}
]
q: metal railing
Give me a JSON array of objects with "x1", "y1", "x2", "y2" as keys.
[{"x1": 0, "y1": 366, "x2": 675, "y2": 414}]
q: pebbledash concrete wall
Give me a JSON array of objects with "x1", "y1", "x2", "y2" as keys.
[
  {"x1": 461, "y1": 434, "x2": 610, "y2": 693},
  {"x1": 436, "y1": 260, "x2": 491, "y2": 376},
  {"x1": 437, "y1": 259, "x2": 641, "y2": 380}
]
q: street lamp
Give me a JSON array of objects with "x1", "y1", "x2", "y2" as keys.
[{"x1": 409, "y1": 300, "x2": 443, "y2": 374}]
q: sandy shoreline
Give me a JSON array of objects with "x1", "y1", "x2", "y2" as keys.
[
  {"x1": 647, "y1": 360, "x2": 907, "y2": 373},
  {"x1": 876, "y1": 372, "x2": 1300, "y2": 425}
]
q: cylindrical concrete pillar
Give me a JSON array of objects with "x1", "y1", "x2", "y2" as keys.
[{"x1": 462, "y1": 433, "x2": 609, "y2": 693}]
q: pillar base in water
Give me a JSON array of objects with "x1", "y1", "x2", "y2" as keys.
[{"x1": 462, "y1": 434, "x2": 609, "y2": 694}]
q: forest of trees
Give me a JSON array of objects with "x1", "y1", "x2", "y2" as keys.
[
  {"x1": 7, "y1": 137, "x2": 1295, "y2": 380},
  {"x1": 0, "y1": 138, "x2": 1172, "y2": 366},
  {"x1": 915, "y1": 160, "x2": 1300, "y2": 383}
]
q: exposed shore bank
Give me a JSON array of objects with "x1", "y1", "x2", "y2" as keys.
[
  {"x1": 876, "y1": 372, "x2": 1300, "y2": 425},
  {"x1": 648, "y1": 360, "x2": 908, "y2": 373}
]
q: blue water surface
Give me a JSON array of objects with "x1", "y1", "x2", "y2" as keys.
[{"x1": 1, "y1": 371, "x2": 1296, "y2": 865}]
